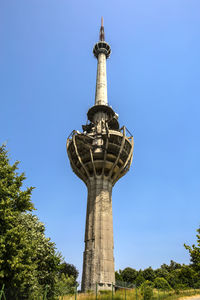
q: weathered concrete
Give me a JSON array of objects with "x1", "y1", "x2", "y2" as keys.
[
  {"x1": 95, "y1": 53, "x2": 108, "y2": 106},
  {"x1": 81, "y1": 177, "x2": 115, "y2": 291},
  {"x1": 67, "y1": 19, "x2": 134, "y2": 293}
]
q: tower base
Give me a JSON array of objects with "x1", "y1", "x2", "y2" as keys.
[{"x1": 81, "y1": 177, "x2": 115, "y2": 292}]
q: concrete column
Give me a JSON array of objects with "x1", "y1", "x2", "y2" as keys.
[
  {"x1": 81, "y1": 177, "x2": 115, "y2": 292},
  {"x1": 95, "y1": 53, "x2": 108, "y2": 106}
]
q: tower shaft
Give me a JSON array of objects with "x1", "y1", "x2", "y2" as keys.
[
  {"x1": 82, "y1": 178, "x2": 115, "y2": 291},
  {"x1": 95, "y1": 53, "x2": 108, "y2": 106}
]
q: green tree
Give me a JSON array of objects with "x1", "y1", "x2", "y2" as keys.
[
  {"x1": 115, "y1": 270, "x2": 123, "y2": 282},
  {"x1": 143, "y1": 267, "x2": 156, "y2": 282},
  {"x1": 155, "y1": 268, "x2": 169, "y2": 280},
  {"x1": 121, "y1": 267, "x2": 138, "y2": 283},
  {"x1": 59, "y1": 262, "x2": 79, "y2": 284},
  {"x1": 55, "y1": 274, "x2": 76, "y2": 296},
  {"x1": 166, "y1": 271, "x2": 180, "y2": 289},
  {"x1": 0, "y1": 146, "x2": 62, "y2": 299},
  {"x1": 143, "y1": 286, "x2": 153, "y2": 300},
  {"x1": 170, "y1": 265, "x2": 198, "y2": 288},
  {"x1": 18, "y1": 213, "x2": 62, "y2": 298},
  {"x1": 154, "y1": 277, "x2": 171, "y2": 290},
  {"x1": 135, "y1": 272, "x2": 145, "y2": 287},
  {"x1": 0, "y1": 146, "x2": 35, "y2": 299},
  {"x1": 161, "y1": 260, "x2": 181, "y2": 272},
  {"x1": 185, "y1": 226, "x2": 200, "y2": 272},
  {"x1": 140, "y1": 281, "x2": 154, "y2": 300}
]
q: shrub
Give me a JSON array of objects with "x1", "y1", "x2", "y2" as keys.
[
  {"x1": 154, "y1": 277, "x2": 171, "y2": 291},
  {"x1": 135, "y1": 273, "x2": 145, "y2": 287},
  {"x1": 174, "y1": 283, "x2": 188, "y2": 291},
  {"x1": 140, "y1": 280, "x2": 154, "y2": 291},
  {"x1": 55, "y1": 274, "x2": 76, "y2": 296},
  {"x1": 143, "y1": 286, "x2": 153, "y2": 300},
  {"x1": 140, "y1": 280, "x2": 154, "y2": 300}
]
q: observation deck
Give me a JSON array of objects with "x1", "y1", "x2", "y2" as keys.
[{"x1": 67, "y1": 126, "x2": 133, "y2": 186}]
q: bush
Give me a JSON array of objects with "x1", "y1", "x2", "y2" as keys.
[
  {"x1": 140, "y1": 281, "x2": 154, "y2": 300},
  {"x1": 154, "y1": 277, "x2": 171, "y2": 291},
  {"x1": 193, "y1": 281, "x2": 200, "y2": 289},
  {"x1": 135, "y1": 273, "x2": 145, "y2": 287},
  {"x1": 55, "y1": 274, "x2": 76, "y2": 296},
  {"x1": 140, "y1": 280, "x2": 154, "y2": 292},
  {"x1": 174, "y1": 283, "x2": 188, "y2": 291},
  {"x1": 143, "y1": 286, "x2": 153, "y2": 300}
]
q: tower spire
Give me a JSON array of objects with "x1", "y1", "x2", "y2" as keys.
[
  {"x1": 93, "y1": 17, "x2": 111, "y2": 106},
  {"x1": 100, "y1": 16, "x2": 105, "y2": 41}
]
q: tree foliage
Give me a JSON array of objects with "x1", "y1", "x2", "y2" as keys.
[
  {"x1": 115, "y1": 223, "x2": 200, "y2": 290},
  {"x1": 55, "y1": 274, "x2": 77, "y2": 296},
  {"x1": 143, "y1": 267, "x2": 156, "y2": 282},
  {"x1": 154, "y1": 277, "x2": 171, "y2": 290},
  {"x1": 18, "y1": 213, "x2": 62, "y2": 298},
  {"x1": 0, "y1": 146, "x2": 73, "y2": 299},
  {"x1": 115, "y1": 270, "x2": 123, "y2": 282},
  {"x1": 185, "y1": 226, "x2": 200, "y2": 272},
  {"x1": 0, "y1": 146, "x2": 36, "y2": 299},
  {"x1": 59, "y1": 262, "x2": 79, "y2": 283},
  {"x1": 140, "y1": 281, "x2": 153, "y2": 300},
  {"x1": 116, "y1": 257, "x2": 200, "y2": 290},
  {"x1": 135, "y1": 272, "x2": 145, "y2": 287},
  {"x1": 120, "y1": 267, "x2": 138, "y2": 283}
]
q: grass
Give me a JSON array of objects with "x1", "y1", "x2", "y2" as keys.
[{"x1": 59, "y1": 288, "x2": 200, "y2": 300}]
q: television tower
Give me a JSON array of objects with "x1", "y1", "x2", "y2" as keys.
[{"x1": 67, "y1": 18, "x2": 134, "y2": 292}]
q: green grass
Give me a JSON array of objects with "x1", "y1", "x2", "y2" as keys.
[{"x1": 60, "y1": 288, "x2": 200, "y2": 300}]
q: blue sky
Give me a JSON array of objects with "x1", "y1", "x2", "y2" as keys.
[{"x1": 1, "y1": 0, "x2": 200, "y2": 281}]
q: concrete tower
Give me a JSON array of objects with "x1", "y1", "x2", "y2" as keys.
[{"x1": 67, "y1": 18, "x2": 134, "y2": 292}]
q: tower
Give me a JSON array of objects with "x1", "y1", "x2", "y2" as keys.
[{"x1": 67, "y1": 18, "x2": 134, "y2": 292}]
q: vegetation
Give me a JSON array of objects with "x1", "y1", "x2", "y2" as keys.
[
  {"x1": 154, "y1": 278, "x2": 171, "y2": 290},
  {"x1": 59, "y1": 262, "x2": 79, "y2": 285},
  {"x1": 60, "y1": 288, "x2": 200, "y2": 300},
  {"x1": 1, "y1": 145, "x2": 200, "y2": 299},
  {"x1": 113, "y1": 225, "x2": 200, "y2": 295},
  {"x1": 0, "y1": 146, "x2": 78, "y2": 299},
  {"x1": 185, "y1": 227, "x2": 200, "y2": 287},
  {"x1": 115, "y1": 259, "x2": 200, "y2": 291}
]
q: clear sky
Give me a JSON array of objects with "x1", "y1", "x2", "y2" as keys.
[{"x1": 1, "y1": 0, "x2": 200, "y2": 282}]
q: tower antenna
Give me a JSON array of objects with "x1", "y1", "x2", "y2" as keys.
[{"x1": 100, "y1": 16, "x2": 105, "y2": 41}]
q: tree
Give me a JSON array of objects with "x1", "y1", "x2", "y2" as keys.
[
  {"x1": 18, "y1": 213, "x2": 62, "y2": 298},
  {"x1": 115, "y1": 270, "x2": 123, "y2": 282},
  {"x1": 170, "y1": 265, "x2": 198, "y2": 288},
  {"x1": 140, "y1": 281, "x2": 154, "y2": 300},
  {"x1": 55, "y1": 274, "x2": 76, "y2": 296},
  {"x1": 143, "y1": 286, "x2": 153, "y2": 300},
  {"x1": 121, "y1": 267, "x2": 138, "y2": 283},
  {"x1": 143, "y1": 267, "x2": 156, "y2": 282},
  {"x1": 165, "y1": 271, "x2": 180, "y2": 289},
  {"x1": 154, "y1": 277, "x2": 171, "y2": 290},
  {"x1": 59, "y1": 262, "x2": 79, "y2": 283},
  {"x1": 135, "y1": 272, "x2": 145, "y2": 287},
  {"x1": 155, "y1": 268, "x2": 169, "y2": 280},
  {"x1": 0, "y1": 146, "x2": 62, "y2": 299},
  {"x1": 0, "y1": 146, "x2": 35, "y2": 299},
  {"x1": 185, "y1": 226, "x2": 200, "y2": 272},
  {"x1": 161, "y1": 260, "x2": 181, "y2": 272}
]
